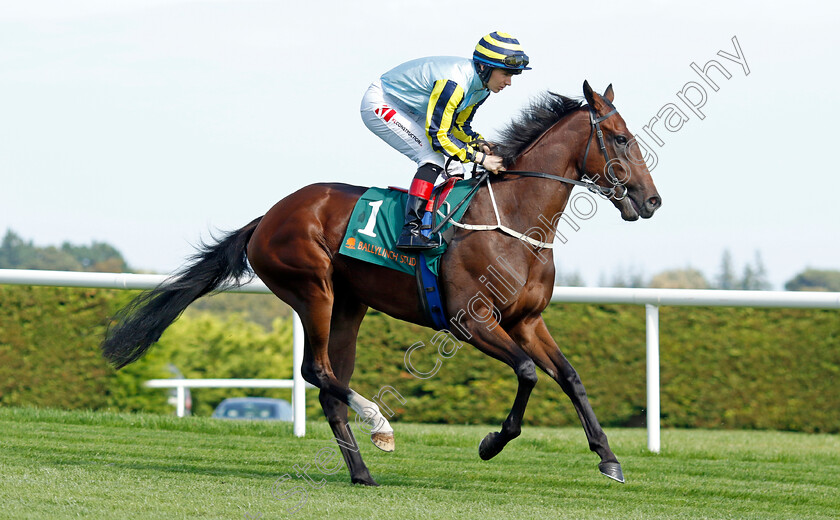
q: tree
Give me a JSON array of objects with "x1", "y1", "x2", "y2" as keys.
[
  {"x1": 784, "y1": 269, "x2": 840, "y2": 292},
  {"x1": 602, "y1": 265, "x2": 646, "y2": 288},
  {"x1": 554, "y1": 264, "x2": 586, "y2": 287},
  {"x1": 740, "y1": 251, "x2": 772, "y2": 290},
  {"x1": 648, "y1": 268, "x2": 709, "y2": 289},
  {"x1": 559, "y1": 272, "x2": 586, "y2": 287},
  {"x1": 715, "y1": 250, "x2": 737, "y2": 290},
  {"x1": 713, "y1": 250, "x2": 772, "y2": 290},
  {"x1": 0, "y1": 231, "x2": 33, "y2": 267},
  {"x1": 0, "y1": 229, "x2": 128, "y2": 272},
  {"x1": 61, "y1": 241, "x2": 128, "y2": 272}
]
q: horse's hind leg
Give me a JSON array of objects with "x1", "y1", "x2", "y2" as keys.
[
  {"x1": 250, "y1": 236, "x2": 395, "y2": 459},
  {"x1": 511, "y1": 316, "x2": 624, "y2": 483},
  {"x1": 263, "y1": 260, "x2": 396, "y2": 452},
  {"x1": 318, "y1": 288, "x2": 379, "y2": 486},
  {"x1": 291, "y1": 283, "x2": 396, "y2": 451}
]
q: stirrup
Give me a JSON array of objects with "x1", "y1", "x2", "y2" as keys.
[{"x1": 396, "y1": 232, "x2": 438, "y2": 251}]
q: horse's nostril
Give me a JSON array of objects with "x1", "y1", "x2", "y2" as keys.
[{"x1": 647, "y1": 196, "x2": 661, "y2": 208}]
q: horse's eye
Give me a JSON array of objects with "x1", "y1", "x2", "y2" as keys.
[{"x1": 615, "y1": 135, "x2": 628, "y2": 145}]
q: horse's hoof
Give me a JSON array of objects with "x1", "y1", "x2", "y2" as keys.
[
  {"x1": 598, "y1": 461, "x2": 625, "y2": 483},
  {"x1": 478, "y1": 431, "x2": 504, "y2": 461},
  {"x1": 371, "y1": 432, "x2": 395, "y2": 452},
  {"x1": 351, "y1": 476, "x2": 380, "y2": 486}
]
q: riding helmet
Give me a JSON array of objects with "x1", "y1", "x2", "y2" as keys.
[{"x1": 473, "y1": 31, "x2": 531, "y2": 84}]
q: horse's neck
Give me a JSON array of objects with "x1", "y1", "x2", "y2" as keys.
[{"x1": 501, "y1": 113, "x2": 588, "y2": 230}]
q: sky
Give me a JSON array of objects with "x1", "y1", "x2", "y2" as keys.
[{"x1": 1, "y1": 0, "x2": 838, "y2": 289}]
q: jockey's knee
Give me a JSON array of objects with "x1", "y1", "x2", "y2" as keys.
[{"x1": 408, "y1": 163, "x2": 443, "y2": 199}]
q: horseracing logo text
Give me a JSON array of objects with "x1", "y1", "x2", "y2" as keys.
[{"x1": 345, "y1": 237, "x2": 416, "y2": 267}]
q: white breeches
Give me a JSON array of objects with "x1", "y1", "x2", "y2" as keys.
[{"x1": 360, "y1": 80, "x2": 464, "y2": 176}]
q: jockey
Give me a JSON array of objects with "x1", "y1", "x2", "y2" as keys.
[{"x1": 360, "y1": 31, "x2": 531, "y2": 250}]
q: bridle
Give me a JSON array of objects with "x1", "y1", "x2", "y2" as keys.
[
  {"x1": 506, "y1": 101, "x2": 628, "y2": 201},
  {"x1": 579, "y1": 100, "x2": 627, "y2": 201}
]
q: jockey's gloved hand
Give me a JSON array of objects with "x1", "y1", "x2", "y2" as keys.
[
  {"x1": 470, "y1": 139, "x2": 496, "y2": 156},
  {"x1": 478, "y1": 152, "x2": 506, "y2": 175}
]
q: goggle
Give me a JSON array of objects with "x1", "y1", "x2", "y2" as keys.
[{"x1": 502, "y1": 54, "x2": 530, "y2": 68}]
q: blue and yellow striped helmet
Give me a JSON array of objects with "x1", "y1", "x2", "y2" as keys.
[{"x1": 473, "y1": 31, "x2": 531, "y2": 74}]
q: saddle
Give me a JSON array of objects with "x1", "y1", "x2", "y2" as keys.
[{"x1": 339, "y1": 176, "x2": 482, "y2": 330}]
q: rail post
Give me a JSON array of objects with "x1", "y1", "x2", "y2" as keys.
[
  {"x1": 646, "y1": 304, "x2": 661, "y2": 453},
  {"x1": 176, "y1": 385, "x2": 186, "y2": 418},
  {"x1": 293, "y1": 313, "x2": 306, "y2": 437}
]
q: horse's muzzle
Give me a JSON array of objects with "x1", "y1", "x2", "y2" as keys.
[
  {"x1": 622, "y1": 192, "x2": 661, "y2": 221},
  {"x1": 641, "y1": 194, "x2": 662, "y2": 218}
]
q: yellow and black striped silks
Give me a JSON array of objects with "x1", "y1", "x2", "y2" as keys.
[{"x1": 425, "y1": 79, "x2": 486, "y2": 162}]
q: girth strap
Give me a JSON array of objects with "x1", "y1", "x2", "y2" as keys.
[{"x1": 439, "y1": 177, "x2": 556, "y2": 249}]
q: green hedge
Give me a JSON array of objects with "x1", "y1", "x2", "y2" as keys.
[
  {"x1": 0, "y1": 286, "x2": 170, "y2": 412},
  {"x1": 0, "y1": 286, "x2": 298, "y2": 417},
  {"x1": 1, "y1": 286, "x2": 837, "y2": 432}
]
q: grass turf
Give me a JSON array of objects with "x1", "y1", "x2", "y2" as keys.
[{"x1": 0, "y1": 407, "x2": 837, "y2": 519}]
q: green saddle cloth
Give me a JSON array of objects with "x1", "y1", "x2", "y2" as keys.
[{"x1": 338, "y1": 179, "x2": 481, "y2": 276}]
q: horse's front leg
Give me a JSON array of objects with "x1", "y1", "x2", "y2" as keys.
[
  {"x1": 510, "y1": 316, "x2": 624, "y2": 483},
  {"x1": 458, "y1": 314, "x2": 538, "y2": 461}
]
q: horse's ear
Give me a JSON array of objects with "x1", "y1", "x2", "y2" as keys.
[
  {"x1": 583, "y1": 80, "x2": 596, "y2": 106},
  {"x1": 603, "y1": 84, "x2": 614, "y2": 102}
]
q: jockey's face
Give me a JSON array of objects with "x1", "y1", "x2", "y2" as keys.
[{"x1": 487, "y1": 68, "x2": 515, "y2": 93}]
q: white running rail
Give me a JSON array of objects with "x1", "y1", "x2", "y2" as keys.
[
  {"x1": 2, "y1": 269, "x2": 838, "y2": 450},
  {"x1": 551, "y1": 286, "x2": 840, "y2": 452}
]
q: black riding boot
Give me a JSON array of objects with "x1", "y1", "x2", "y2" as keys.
[{"x1": 396, "y1": 195, "x2": 438, "y2": 250}]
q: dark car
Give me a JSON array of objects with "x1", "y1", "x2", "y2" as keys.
[{"x1": 211, "y1": 397, "x2": 293, "y2": 421}]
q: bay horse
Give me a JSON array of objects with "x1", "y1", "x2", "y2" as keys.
[{"x1": 102, "y1": 81, "x2": 661, "y2": 486}]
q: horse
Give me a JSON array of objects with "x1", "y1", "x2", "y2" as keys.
[{"x1": 102, "y1": 81, "x2": 661, "y2": 486}]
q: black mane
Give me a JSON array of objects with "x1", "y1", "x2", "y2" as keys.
[{"x1": 494, "y1": 92, "x2": 585, "y2": 166}]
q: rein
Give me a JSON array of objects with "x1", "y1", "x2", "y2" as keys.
[
  {"x1": 502, "y1": 170, "x2": 615, "y2": 198},
  {"x1": 429, "y1": 103, "x2": 626, "y2": 247}
]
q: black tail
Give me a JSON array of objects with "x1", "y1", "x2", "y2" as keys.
[{"x1": 101, "y1": 217, "x2": 263, "y2": 369}]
